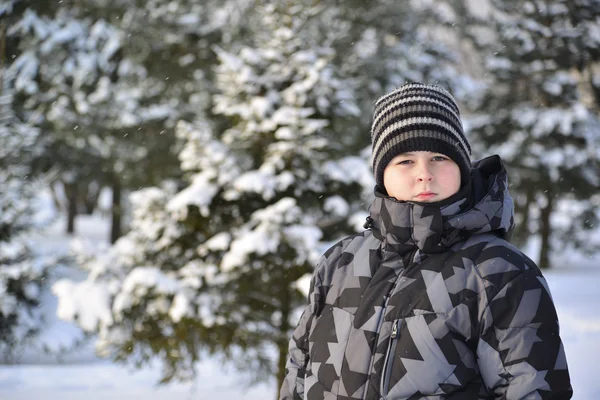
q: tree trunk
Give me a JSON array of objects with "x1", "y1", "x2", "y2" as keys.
[
  {"x1": 0, "y1": 23, "x2": 6, "y2": 86},
  {"x1": 110, "y1": 178, "x2": 122, "y2": 244},
  {"x1": 514, "y1": 183, "x2": 535, "y2": 246},
  {"x1": 64, "y1": 181, "x2": 78, "y2": 235},
  {"x1": 82, "y1": 181, "x2": 101, "y2": 215},
  {"x1": 538, "y1": 188, "x2": 554, "y2": 269},
  {"x1": 276, "y1": 283, "x2": 291, "y2": 400},
  {"x1": 49, "y1": 182, "x2": 64, "y2": 213}
]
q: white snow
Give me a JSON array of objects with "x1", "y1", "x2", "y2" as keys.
[
  {"x1": 52, "y1": 279, "x2": 114, "y2": 332},
  {"x1": 12, "y1": 53, "x2": 39, "y2": 94},
  {"x1": 349, "y1": 211, "x2": 370, "y2": 233},
  {"x1": 324, "y1": 196, "x2": 350, "y2": 217},
  {"x1": 120, "y1": 267, "x2": 180, "y2": 296},
  {"x1": 294, "y1": 273, "x2": 313, "y2": 297},
  {"x1": 167, "y1": 172, "x2": 218, "y2": 217},
  {"x1": 169, "y1": 292, "x2": 192, "y2": 323},
  {"x1": 221, "y1": 227, "x2": 280, "y2": 272},
  {"x1": 228, "y1": 169, "x2": 281, "y2": 201},
  {"x1": 283, "y1": 225, "x2": 323, "y2": 264},
  {"x1": 199, "y1": 232, "x2": 231, "y2": 254},
  {"x1": 220, "y1": 198, "x2": 309, "y2": 271},
  {"x1": 0, "y1": 360, "x2": 272, "y2": 400},
  {"x1": 324, "y1": 156, "x2": 374, "y2": 191}
]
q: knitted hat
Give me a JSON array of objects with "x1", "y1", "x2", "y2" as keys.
[{"x1": 371, "y1": 82, "x2": 472, "y2": 190}]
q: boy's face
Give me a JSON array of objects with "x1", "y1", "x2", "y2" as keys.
[{"x1": 383, "y1": 151, "x2": 461, "y2": 203}]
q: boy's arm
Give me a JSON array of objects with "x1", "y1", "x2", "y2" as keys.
[
  {"x1": 279, "y1": 303, "x2": 314, "y2": 400},
  {"x1": 279, "y1": 272, "x2": 320, "y2": 400},
  {"x1": 477, "y1": 267, "x2": 573, "y2": 399},
  {"x1": 279, "y1": 235, "x2": 348, "y2": 399}
]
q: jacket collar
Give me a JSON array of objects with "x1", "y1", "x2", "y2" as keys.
[{"x1": 367, "y1": 155, "x2": 514, "y2": 254}]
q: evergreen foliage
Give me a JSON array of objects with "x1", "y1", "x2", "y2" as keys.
[
  {"x1": 0, "y1": 75, "x2": 53, "y2": 359},
  {"x1": 466, "y1": 0, "x2": 600, "y2": 266},
  {"x1": 50, "y1": 0, "x2": 480, "y2": 391},
  {"x1": 5, "y1": 3, "x2": 181, "y2": 240},
  {"x1": 53, "y1": 2, "x2": 369, "y2": 387}
]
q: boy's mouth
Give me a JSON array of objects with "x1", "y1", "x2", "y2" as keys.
[{"x1": 415, "y1": 192, "x2": 436, "y2": 200}]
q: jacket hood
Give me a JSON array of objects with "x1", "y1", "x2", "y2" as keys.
[{"x1": 367, "y1": 155, "x2": 515, "y2": 254}]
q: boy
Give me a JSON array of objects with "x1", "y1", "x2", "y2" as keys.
[{"x1": 280, "y1": 83, "x2": 572, "y2": 399}]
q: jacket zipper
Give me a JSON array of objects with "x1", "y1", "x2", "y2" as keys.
[
  {"x1": 380, "y1": 319, "x2": 402, "y2": 397},
  {"x1": 363, "y1": 247, "x2": 417, "y2": 400}
]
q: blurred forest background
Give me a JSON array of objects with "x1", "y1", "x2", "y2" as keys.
[{"x1": 1, "y1": 0, "x2": 599, "y2": 396}]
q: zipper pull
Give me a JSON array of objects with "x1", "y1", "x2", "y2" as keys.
[{"x1": 391, "y1": 320, "x2": 400, "y2": 339}]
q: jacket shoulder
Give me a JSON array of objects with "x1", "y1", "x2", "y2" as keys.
[
  {"x1": 311, "y1": 230, "x2": 378, "y2": 301},
  {"x1": 469, "y1": 235, "x2": 542, "y2": 293},
  {"x1": 323, "y1": 229, "x2": 375, "y2": 256}
]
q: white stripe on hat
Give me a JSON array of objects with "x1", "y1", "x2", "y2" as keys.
[
  {"x1": 372, "y1": 116, "x2": 470, "y2": 162},
  {"x1": 371, "y1": 95, "x2": 462, "y2": 138},
  {"x1": 374, "y1": 83, "x2": 457, "y2": 110}
]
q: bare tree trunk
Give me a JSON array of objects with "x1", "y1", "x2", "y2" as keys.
[
  {"x1": 49, "y1": 182, "x2": 64, "y2": 213},
  {"x1": 64, "y1": 181, "x2": 78, "y2": 235},
  {"x1": 0, "y1": 22, "x2": 6, "y2": 85},
  {"x1": 538, "y1": 188, "x2": 554, "y2": 269},
  {"x1": 82, "y1": 181, "x2": 101, "y2": 215},
  {"x1": 110, "y1": 178, "x2": 121, "y2": 244},
  {"x1": 521, "y1": 186, "x2": 534, "y2": 234},
  {"x1": 514, "y1": 183, "x2": 535, "y2": 246}
]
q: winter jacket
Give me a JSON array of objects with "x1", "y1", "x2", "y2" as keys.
[{"x1": 280, "y1": 156, "x2": 572, "y2": 400}]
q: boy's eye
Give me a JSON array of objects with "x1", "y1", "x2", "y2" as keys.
[
  {"x1": 396, "y1": 159, "x2": 412, "y2": 165},
  {"x1": 432, "y1": 156, "x2": 448, "y2": 161}
]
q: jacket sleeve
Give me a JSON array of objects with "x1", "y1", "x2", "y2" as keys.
[
  {"x1": 477, "y1": 266, "x2": 573, "y2": 399},
  {"x1": 279, "y1": 272, "x2": 320, "y2": 400}
]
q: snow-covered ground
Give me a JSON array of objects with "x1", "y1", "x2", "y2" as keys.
[
  {"x1": 0, "y1": 209, "x2": 598, "y2": 399},
  {"x1": 0, "y1": 360, "x2": 273, "y2": 400}
]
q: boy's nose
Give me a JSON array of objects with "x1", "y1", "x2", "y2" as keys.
[{"x1": 417, "y1": 166, "x2": 434, "y2": 182}]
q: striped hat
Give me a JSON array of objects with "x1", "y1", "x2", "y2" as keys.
[{"x1": 371, "y1": 82, "x2": 472, "y2": 190}]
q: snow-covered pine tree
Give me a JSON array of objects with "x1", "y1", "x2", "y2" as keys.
[
  {"x1": 0, "y1": 67, "x2": 53, "y2": 359},
  {"x1": 73, "y1": 0, "x2": 250, "y2": 124},
  {"x1": 466, "y1": 0, "x2": 600, "y2": 268},
  {"x1": 5, "y1": 5, "x2": 180, "y2": 242},
  {"x1": 53, "y1": 2, "x2": 371, "y2": 392},
  {"x1": 324, "y1": 0, "x2": 482, "y2": 116}
]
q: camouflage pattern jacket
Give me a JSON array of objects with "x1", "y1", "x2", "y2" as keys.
[{"x1": 280, "y1": 156, "x2": 572, "y2": 400}]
